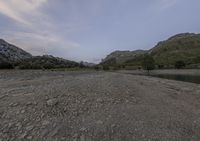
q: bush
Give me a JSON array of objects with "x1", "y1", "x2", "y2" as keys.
[
  {"x1": 94, "y1": 66, "x2": 100, "y2": 71},
  {"x1": 103, "y1": 65, "x2": 110, "y2": 70},
  {"x1": 175, "y1": 61, "x2": 186, "y2": 69},
  {"x1": 142, "y1": 55, "x2": 155, "y2": 72},
  {"x1": 0, "y1": 61, "x2": 14, "y2": 69}
]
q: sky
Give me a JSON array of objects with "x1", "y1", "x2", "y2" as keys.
[{"x1": 0, "y1": 0, "x2": 200, "y2": 63}]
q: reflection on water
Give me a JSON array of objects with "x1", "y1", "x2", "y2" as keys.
[{"x1": 151, "y1": 74, "x2": 200, "y2": 84}]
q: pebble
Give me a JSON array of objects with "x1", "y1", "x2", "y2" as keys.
[
  {"x1": 61, "y1": 137, "x2": 66, "y2": 140},
  {"x1": 20, "y1": 132, "x2": 27, "y2": 139},
  {"x1": 80, "y1": 135, "x2": 85, "y2": 141},
  {"x1": 96, "y1": 120, "x2": 103, "y2": 125},
  {"x1": 27, "y1": 136, "x2": 32, "y2": 140},
  {"x1": 26, "y1": 125, "x2": 34, "y2": 131},
  {"x1": 80, "y1": 127, "x2": 87, "y2": 132},
  {"x1": 9, "y1": 103, "x2": 18, "y2": 107},
  {"x1": 16, "y1": 123, "x2": 22, "y2": 130},
  {"x1": 46, "y1": 98, "x2": 58, "y2": 106},
  {"x1": 42, "y1": 120, "x2": 50, "y2": 126},
  {"x1": 26, "y1": 102, "x2": 32, "y2": 106},
  {"x1": 21, "y1": 110, "x2": 25, "y2": 114}
]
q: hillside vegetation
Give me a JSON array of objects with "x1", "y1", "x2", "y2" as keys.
[
  {"x1": 101, "y1": 33, "x2": 200, "y2": 69},
  {"x1": 18, "y1": 55, "x2": 80, "y2": 69},
  {"x1": 150, "y1": 33, "x2": 200, "y2": 68}
]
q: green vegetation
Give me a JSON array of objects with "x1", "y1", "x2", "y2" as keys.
[
  {"x1": 142, "y1": 55, "x2": 155, "y2": 73},
  {"x1": 0, "y1": 61, "x2": 14, "y2": 69},
  {"x1": 101, "y1": 33, "x2": 200, "y2": 70},
  {"x1": 18, "y1": 55, "x2": 80, "y2": 70},
  {"x1": 1, "y1": 33, "x2": 200, "y2": 70},
  {"x1": 175, "y1": 61, "x2": 186, "y2": 69},
  {"x1": 151, "y1": 33, "x2": 200, "y2": 68}
]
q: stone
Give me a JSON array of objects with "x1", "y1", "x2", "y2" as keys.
[
  {"x1": 26, "y1": 125, "x2": 34, "y2": 131},
  {"x1": 96, "y1": 120, "x2": 103, "y2": 125},
  {"x1": 42, "y1": 120, "x2": 50, "y2": 126},
  {"x1": 46, "y1": 98, "x2": 58, "y2": 106},
  {"x1": 80, "y1": 135, "x2": 85, "y2": 141},
  {"x1": 21, "y1": 110, "x2": 25, "y2": 114},
  {"x1": 27, "y1": 136, "x2": 32, "y2": 140}
]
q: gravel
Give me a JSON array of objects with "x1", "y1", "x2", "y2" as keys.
[{"x1": 0, "y1": 70, "x2": 200, "y2": 141}]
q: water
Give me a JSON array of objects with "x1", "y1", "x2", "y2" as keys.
[{"x1": 151, "y1": 74, "x2": 200, "y2": 84}]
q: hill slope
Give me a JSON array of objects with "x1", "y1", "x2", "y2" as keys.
[
  {"x1": 150, "y1": 33, "x2": 200, "y2": 67},
  {"x1": 0, "y1": 39, "x2": 81, "y2": 69},
  {"x1": 101, "y1": 33, "x2": 200, "y2": 68},
  {"x1": 101, "y1": 50, "x2": 147, "y2": 65},
  {"x1": 0, "y1": 39, "x2": 32, "y2": 63}
]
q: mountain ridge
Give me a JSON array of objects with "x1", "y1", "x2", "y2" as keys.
[{"x1": 101, "y1": 33, "x2": 200, "y2": 68}]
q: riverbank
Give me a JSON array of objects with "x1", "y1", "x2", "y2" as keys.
[{"x1": 118, "y1": 69, "x2": 200, "y2": 76}]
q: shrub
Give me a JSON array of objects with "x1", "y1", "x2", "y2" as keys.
[
  {"x1": 0, "y1": 61, "x2": 14, "y2": 69},
  {"x1": 142, "y1": 55, "x2": 155, "y2": 72},
  {"x1": 175, "y1": 61, "x2": 186, "y2": 69},
  {"x1": 103, "y1": 65, "x2": 110, "y2": 70}
]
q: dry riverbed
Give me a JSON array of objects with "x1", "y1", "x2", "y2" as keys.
[{"x1": 0, "y1": 70, "x2": 200, "y2": 141}]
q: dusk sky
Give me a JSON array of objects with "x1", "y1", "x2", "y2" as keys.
[{"x1": 0, "y1": 0, "x2": 200, "y2": 63}]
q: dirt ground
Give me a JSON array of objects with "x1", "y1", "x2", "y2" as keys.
[{"x1": 0, "y1": 70, "x2": 200, "y2": 141}]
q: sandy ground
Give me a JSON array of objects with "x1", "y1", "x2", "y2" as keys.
[{"x1": 0, "y1": 70, "x2": 200, "y2": 141}]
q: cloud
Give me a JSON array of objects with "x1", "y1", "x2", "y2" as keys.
[
  {"x1": 4, "y1": 31, "x2": 80, "y2": 57},
  {"x1": 0, "y1": 0, "x2": 48, "y2": 25},
  {"x1": 158, "y1": 0, "x2": 180, "y2": 10},
  {"x1": 0, "y1": 0, "x2": 82, "y2": 61}
]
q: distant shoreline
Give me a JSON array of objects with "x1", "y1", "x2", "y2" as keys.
[{"x1": 117, "y1": 69, "x2": 200, "y2": 76}]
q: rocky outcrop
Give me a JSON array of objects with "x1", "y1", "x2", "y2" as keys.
[{"x1": 0, "y1": 39, "x2": 32, "y2": 63}]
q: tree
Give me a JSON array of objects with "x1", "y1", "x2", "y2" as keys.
[
  {"x1": 0, "y1": 61, "x2": 14, "y2": 69},
  {"x1": 175, "y1": 60, "x2": 185, "y2": 69},
  {"x1": 103, "y1": 65, "x2": 110, "y2": 71},
  {"x1": 142, "y1": 55, "x2": 155, "y2": 74}
]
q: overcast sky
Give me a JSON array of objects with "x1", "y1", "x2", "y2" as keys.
[{"x1": 0, "y1": 0, "x2": 200, "y2": 63}]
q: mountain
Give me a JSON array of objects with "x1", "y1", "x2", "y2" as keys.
[
  {"x1": 101, "y1": 50, "x2": 147, "y2": 65},
  {"x1": 0, "y1": 39, "x2": 81, "y2": 69},
  {"x1": 81, "y1": 61, "x2": 96, "y2": 67},
  {"x1": 0, "y1": 39, "x2": 32, "y2": 63},
  {"x1": 150, "y1": 33, "x2": 200, "y2": 67},
  {"x1": 101, "y1": 33, "x2": 200, "y2": 69}
]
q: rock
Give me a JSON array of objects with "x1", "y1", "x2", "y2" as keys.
[
  {"x1": 26, "y1": 102, "x2": 32, "y2": 106},
  {"x1": 20, "y1": 132, "x2": 27, "y2": 139},
  {"x1": 96, "y1": 120, "x2": 103, "y2": 125},
  {"x1": 26, "y1": 125, "x2": 34, "y2": 131},
  {"x1": 27, "y1": 136, "x2": 32, "y2": 140},
  {"x1": 80, "y1": 135, "x2": 85, "y2": 141},
  {"x1": 80, "y1": 127, "x2": 87, "y2": 132},
  {"x1": 16, "y1": 123, "x2": 22, "y2": 130},
  {"x1": 9, "y1": 103, "x2": 18, "y2": 107},
  {"x1": 42, "y1": 120, "x2": 50, "y2": 126},
  {"x1": 61, "y1": 137, "x2": 66, "y2": 140},
  {"x1": 21, "y1": 110, "x2": 25, "y2": 114},
  {"x1": 46, "y1": 98, "x2": 58, "y2": 106}
]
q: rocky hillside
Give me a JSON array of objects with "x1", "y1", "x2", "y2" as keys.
[
  {"x1": 0, "y1": 39, "x2": 32, "y2": 63},
  {"x1": 0, "y1": 39, "x2": 81, "y2": 69}
]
